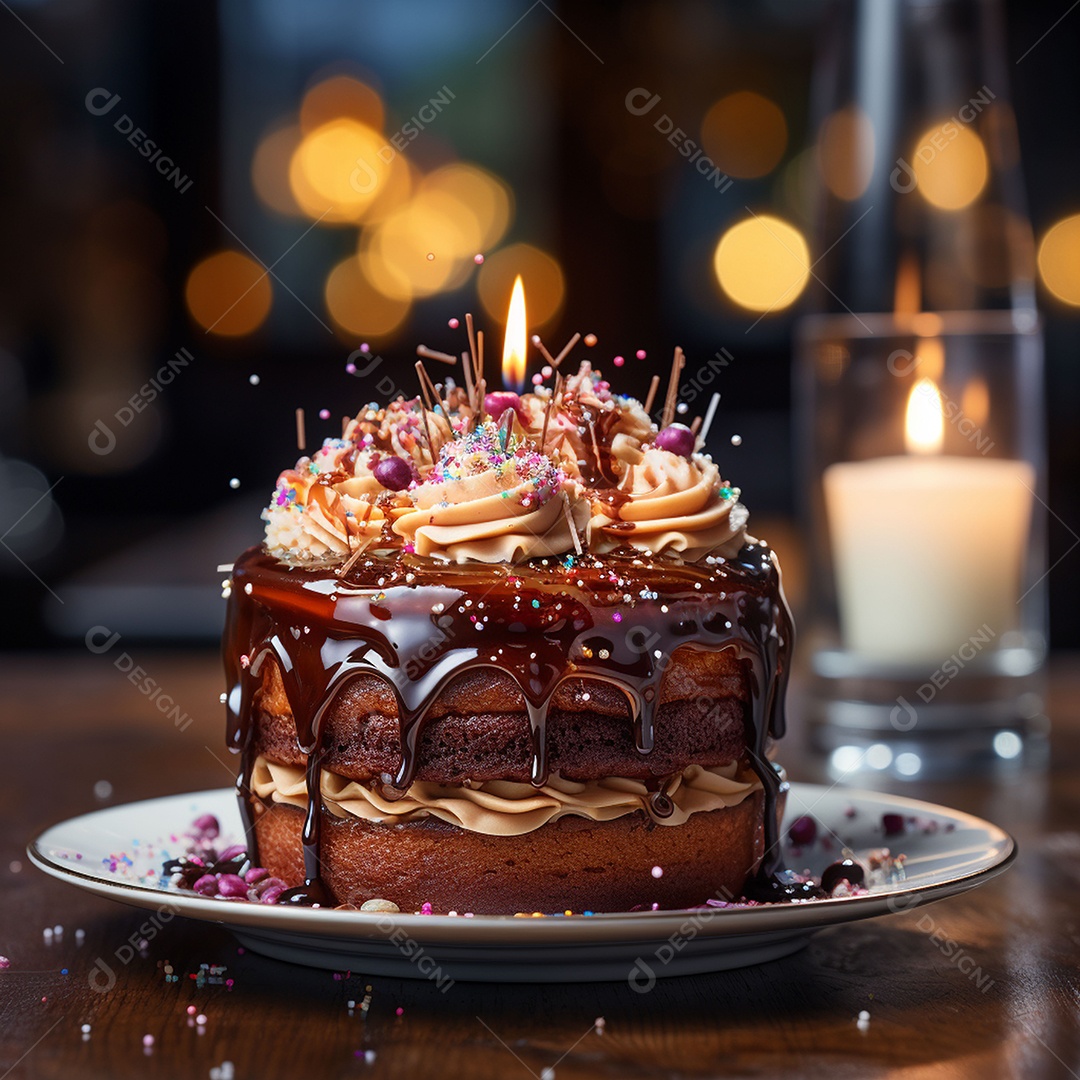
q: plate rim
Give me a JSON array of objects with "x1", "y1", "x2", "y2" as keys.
[{"x1": 27, "y1": 782, "x2": 1017, "y2": 943}]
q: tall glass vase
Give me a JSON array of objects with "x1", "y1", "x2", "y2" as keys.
[{"x1": 796, "y1": 0, "x2": 1047, "y2": 778}]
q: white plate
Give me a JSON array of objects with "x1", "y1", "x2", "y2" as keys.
[{"x1": 28, "y1": 784, "x2": 1015, "y2": 983}]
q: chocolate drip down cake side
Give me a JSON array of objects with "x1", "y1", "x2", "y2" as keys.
[{"x1": 223, "y1": 350, "x2": 800, "y2": 913}]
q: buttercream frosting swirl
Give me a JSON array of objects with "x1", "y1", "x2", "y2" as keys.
[
  {"x1": 587, "y1": 446, "x2": 748, "y2": 561},
  {"x1": 392, "y1": 422, "x2": 587, "y2": 563},
  {"x1": 263, "y1": 465, "x2": 395, "y2": 560},
  {"x1": 251, "y1": 754, "x2": 760, "y2": 836}
]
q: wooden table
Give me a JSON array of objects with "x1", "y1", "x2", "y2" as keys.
[{"x1": 2, "y1": 651, "x2": 1079, "y2": 1079}]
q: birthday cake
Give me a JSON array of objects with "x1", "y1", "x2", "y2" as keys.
[{"x1": 222, "y1": 338, "x2": 797, "y2": 913}]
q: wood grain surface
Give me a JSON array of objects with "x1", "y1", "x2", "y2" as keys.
[{"x1": 1, "y1": 652, "x2": 1078, "y2": 1079}]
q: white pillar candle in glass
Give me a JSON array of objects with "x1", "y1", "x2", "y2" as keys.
[{"x1": 824, "y1": 378, "x2": 1034, "y2": 664}]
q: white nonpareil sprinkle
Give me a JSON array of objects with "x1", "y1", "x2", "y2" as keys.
[
  {"x1": 731, "y1": 434, "x2": 742, "y2": 446},
  {"x1": 229, "y1": 478, "x2": 241, "y2": 489},
  {"x1": 857, "y1": 1010, "x2": 871, "y2": 1031}
]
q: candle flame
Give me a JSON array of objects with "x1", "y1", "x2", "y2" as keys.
[
  {"x1": 905, "y1": 377, "x2": 945, "y2": 455},
  {"x1": 501, "y1": 275, "x2": 527, "y2": 393}
]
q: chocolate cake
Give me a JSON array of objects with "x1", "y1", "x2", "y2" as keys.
[{"x1": 223, "y1": 356, "x2": 798, "y2": 912}]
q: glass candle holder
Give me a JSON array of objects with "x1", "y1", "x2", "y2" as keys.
[{"x1": 796, "y1": 309, "x2": 1048, "y2": 777}]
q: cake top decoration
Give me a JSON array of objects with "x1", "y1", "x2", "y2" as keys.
[{"x1": 262, "y1": 325, "x2": 747, "y2": 565}]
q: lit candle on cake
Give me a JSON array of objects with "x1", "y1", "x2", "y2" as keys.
[
  {"x1": 501, "y1": 274, "x2": 527, "y2": 392},
  {"x1": 483, "y1": 274, "x2": 528, "y2": 422},
  {"x1": 823, "y1": 377, "x2": 1034, "y2": 664}
]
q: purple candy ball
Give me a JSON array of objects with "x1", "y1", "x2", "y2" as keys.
[
  {"x1": 654, "y1": 423, "x2": 696, "y2": 458},
  {"x1": 483, "y1": 391, "x2": 523, "y2": 423},
  {"x1": 216, "y1": 873, "x2": 249, "y2": 899},
  {"x1": 259, "y1": 885, "x2": 285, "y2": 905},
  {"x1": 192, "y1": 874, "x2": 218, "y2": 896},
  {"x1": 217, "y1": 844, "x2": 246, "y2": 862},
  {"x1": 192, "y1": 814, "x2": 220, "y2": 839},
  {"x1": 882, "y1": 813, "x2": 906, "y2": 837},
  {"x1": 788, "y1": 814, "x2": 817, "y2": 846},
  {"x1": 373, "y1": 455, "x2": 412, "y2": 492}
]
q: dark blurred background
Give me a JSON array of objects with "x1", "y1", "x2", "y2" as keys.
[{"x1": 0, "y1": 0, "x2": 1076, "y2": 650}]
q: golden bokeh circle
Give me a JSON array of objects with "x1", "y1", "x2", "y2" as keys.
[
  {"x1": 700, "y1": 91, "x2": 788, "y2": 179},
  {"x1": 911, "y1": 123, "x2": 988, "y2": 211},
  {"x1": 1037, "y1": 214, "x2": 1080, "y2": 306},
  {"x1": 185, "y1": 251, "x2": 272, "y2": 336},
  {"x1": 477, "y1": 243, "x2": 565, "y2": 328},
  {"x1": 713, "y1": 215, "x2": 810, "y2": 312},
  {"x1": 325, "y1": 257, "x2": 411, "y2": 338}
]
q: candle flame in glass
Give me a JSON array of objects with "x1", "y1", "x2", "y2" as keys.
[
  {"x1": 905, "y1": 377, "x2": 945, "y2": 455},
  {"x1": 501, "y1": 275, "x2": 527, "y2": 392}
]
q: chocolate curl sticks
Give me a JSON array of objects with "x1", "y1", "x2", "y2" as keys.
[
  {"x1": 561, "y1": 492, "x2": 583, "y2": 556},
  {"x1": 533, "y1": 332, "x2": 581, "y2": 373},
  {"x1": 416, "y1": 345, "x2": 458, "y2": 366},
  {"x1": 335, "y1": 540, "x2": 367, "y2": 579},
  {"x1": 412, "y1": 361, "x2": 442, "y2": 462},
  {"x1": 463, "y1": 313, "x2": 485, "y2": 417},
  {"x1": 540, "y1": 372, "x2": 564, "y2": 451},
  {"x1": 660, "y1": 347, "x2": 685, "y2": 428},
  {"x1": 475, "y1": 330, "x2": 486, "y2": 424},
  {"x1": 643, "y1": 375, "x2": 660, "y2": 416}
]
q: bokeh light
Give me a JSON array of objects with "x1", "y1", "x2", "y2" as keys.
[
  {"x1": 961, "y1": 376, "x2": 990, "y2": 428},
  {"x1": 712, "y1": 215, "x2": 810, "y2": 312},
  {"x1": 252, "y1": 122, "x2": 303, "y2": 217},
  {"x1": 357, "y1": 166, "x2": 512, "y2": 303},
  {"x1": 1037, "y1": 214, "x2": 1080, "y2": 305},
  {"x1": 816, "y1": 106, "x2": 875, "y2": 201},
  {"x1": 911, "y1": 124, "x2": 988, "y2": 211},
  {"x1": 359, "y1": 194, "x2": 477, "y2": 301},
  {"x1": 478, "y1": 243, "x2": 565, "y2": 328},
  {"x1": 700, "y1": 91, "x2": 788, "y2": 179},
  {"x1": 289, "y1": 118, "x2": 390, "y2": 223},
  {"x1": 185, "y1": 251, "x2": 272, "y2": 336},
  {"x1": 300, "y1": 74, "x2": 385, "y2": 134},
  {"x1": 421, "y1": 164, "x2": 512, "y2": 251},
  {"x1": 325, "y1": 257, "x2": 411, "y2": 338}
]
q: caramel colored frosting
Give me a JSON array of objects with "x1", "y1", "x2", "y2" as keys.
[
  {"x1": 588, "y1": 448, "x2": 748, "y2": 561},
  {"x1": 251, "y1": 754, "x2": 760, "y2": 836},
  {"x1": 522, "y1": 362, "x2": 653, "y2": 479},
  {"x1": 392, "y1": 422, "x2": 587, "y2": 563},
  {"x1": 261, "y1": 358, "x2": 749, "y2": 566}
]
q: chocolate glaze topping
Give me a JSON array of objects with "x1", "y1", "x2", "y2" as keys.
[{"x1": 223, "y1": 540, "x2": 797, "y2": 907}]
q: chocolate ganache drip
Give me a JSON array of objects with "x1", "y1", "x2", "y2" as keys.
[{"x1": 223, "y1": 540, "x2": 795, "y2": 905}]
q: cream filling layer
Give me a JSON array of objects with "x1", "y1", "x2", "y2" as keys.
[{"x1": 250, "y1": 755, "x2": 760, "y2": 837}]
